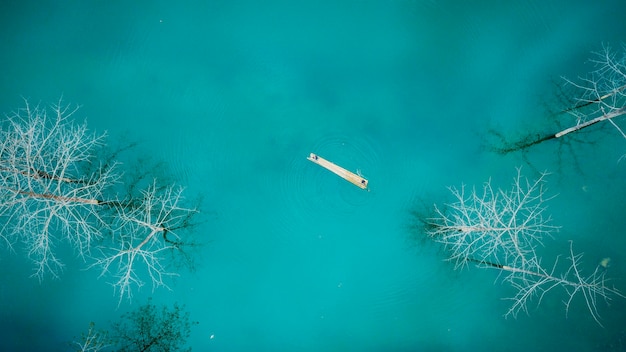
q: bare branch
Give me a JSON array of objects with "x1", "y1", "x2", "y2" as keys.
[
  {"x1": 0, "y1": 100, "x2": 200, "y2": 302},
  {"x1": 427, "y1": 169, "x2": 556, "y2": 272},
  {"x1": 0, "y1": 100, "x2": 116, "y2": 279},
  {"x1": 489, "y1": 44, "x2": 626, "y2": 156},
  {"x1": 426, "y1": 169, "x2": 623, "y2": 325},
  {"x1": 91, "y1": 182, "x2": 198, "y2": 304},
  {"x1": 72, "y1": 322, "x2": 111, "y2": 352}
]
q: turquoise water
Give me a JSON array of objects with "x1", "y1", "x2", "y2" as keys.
[{"x1": 1, "y1": 0, "x2": 626, "y2": 351}]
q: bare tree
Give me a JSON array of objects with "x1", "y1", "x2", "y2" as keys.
[
  {"x1": 491, "y1": 44, "x2": 626, "y2": 155},
  {"x1": 425, "y1": 169, "x2": 624, "y2": 325},
  {"x1": 111, "y1": 299, "x2": 196, "y2": 352},
  {"x1": 92, "y1": 182, "x2": 197, "y2": 303},
  {"x1": 498, "y1": 242, "x2": 620, "y2": 326},
  {"x1": 0, "y1": 99, "x2": 198, "y2": 302},
  {"x1": 72, "y1": 300, "x2": 196, "y2": 352},
  {"x1": 560, "y1": 44, "x2": 626, "y2": 139},
  {"x1": 0, "y1": 99, "x2": 118, "y2": 279},
  {"x1": 428, "y1": 169, "x2": 556, "y2": 272},
  {"x1": 72, "y1": 322, "x2": 111, "y2": 352}
]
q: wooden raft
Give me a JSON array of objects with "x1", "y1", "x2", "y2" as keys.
[{"x1": 307, "y1": 152, "x2": 368, "y2": 189}]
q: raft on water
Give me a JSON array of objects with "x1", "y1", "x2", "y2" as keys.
[{"x1": 307, "y1": 152, "x2": 368, "y2": 190}]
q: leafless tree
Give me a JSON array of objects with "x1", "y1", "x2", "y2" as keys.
[
  {"x1": 561, "y1": 44, "x2": 626, "y2": 139},
  {"x1": 428, "y1": 169, "x2": 556, "y2": 272},
  {"x1": 92, "y1": 182, "x2": 197, "y2": 303},
  {"x1": 491, "y1": 44, "x2": 626, "y2": 155},
  {"x1": 72, "y1": 300, "x2": 196, "y2": 352},
  {"x1": 426, "y1": 169, "x2": 623, "y2": 325},
  {"x1": 0, "y1": 99, "x2": 198, "y2": 302},
  {"x1": 0, "y1": 99, "x2": 118, "y2": 279},
  {"x1": 499, "y1": 242, "x2": 621, "y2": 326},
  {"x1": 72, "y1": 322, "x2": 111, "y2": 352}
]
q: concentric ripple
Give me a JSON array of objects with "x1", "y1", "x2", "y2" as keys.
[{"x1": 275, "y1": 132, "x2": 384, "y2": 233}]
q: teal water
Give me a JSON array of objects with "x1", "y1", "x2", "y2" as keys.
[{"x1": 1, "y1": 1, "x2": 626, "y2": 351}]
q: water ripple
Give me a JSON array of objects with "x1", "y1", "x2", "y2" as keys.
[{"x1": 274, "y1": 132, "x2": 382, "y2": 233}]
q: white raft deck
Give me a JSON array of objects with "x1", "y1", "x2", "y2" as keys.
[{"x1": 307, "y1": 153, "x2": 368, "y2": 189}]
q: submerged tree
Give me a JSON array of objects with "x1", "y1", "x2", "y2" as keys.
[
  {"x1": 423, "y1": 169, "x2": 623, "y2": 325},
  {"x1": 111, "y1": 299, "x2": 196, "y2": 352},
  {"x1": 72, "y1": 322, "x2": 112, "y2": 352},
  {"x1": 0, "y1": 101, "x2": 118, "y2": 279},
  {"x1": 91, "y1": 181, "x2": 198, "y2": 302},
  {"x1": 491, "y1": 44, "x2": 626, "y2": 155},
  {"x1": 0, "y1": 99, "x2": 199, "y2": 302},
  {"x1": 72, "y1": 300, "x2": 196, "y2": 352},
  {"x1": 428, "y1": 169, "x2": 556, "y2": 272}
]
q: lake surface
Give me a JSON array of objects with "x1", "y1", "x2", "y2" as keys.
[{"x1": 1, "y1": 1, "x2": 625, "y2": 351}]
